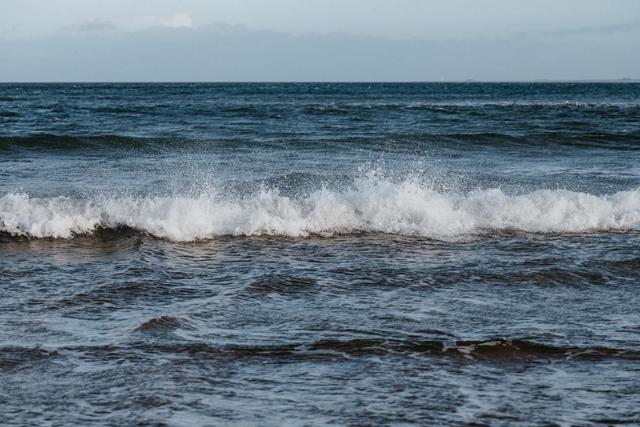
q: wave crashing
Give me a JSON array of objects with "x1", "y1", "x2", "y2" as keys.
[{"x1": 1, "y1": 178, "x2": 639, "y2": 241}]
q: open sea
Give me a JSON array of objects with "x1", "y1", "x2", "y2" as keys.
[{"x1": 1, "y1": 82, "x2": 640, "y2": 426}]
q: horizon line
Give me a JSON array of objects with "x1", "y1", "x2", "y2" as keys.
[{"x1": 1, "y1": 79, "x2": 639, "y2": 84}]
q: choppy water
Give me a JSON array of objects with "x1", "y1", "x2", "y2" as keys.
[{"x1": 1, "y1": 83, "x2": 640, "y2": 426}]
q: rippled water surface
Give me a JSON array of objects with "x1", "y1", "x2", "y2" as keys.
[{"x1": 1, "y1": 83, "x2": 640, "y2": 426}]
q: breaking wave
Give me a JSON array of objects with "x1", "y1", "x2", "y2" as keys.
[{"x1": 1, "y1": 176, "x2": 639, "y2": 241}]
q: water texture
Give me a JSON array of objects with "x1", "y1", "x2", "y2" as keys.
[{"x1": 1, "y1": 83, "x2": 640, "y2": 426}]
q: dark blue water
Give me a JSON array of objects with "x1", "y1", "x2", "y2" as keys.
[{"x1": 1, "y1": 83, "x2": 640, "y2": 426}]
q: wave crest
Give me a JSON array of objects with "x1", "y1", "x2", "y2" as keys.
[{"x1": 1, "y1": 177, "x2": 639, "y2": 241}]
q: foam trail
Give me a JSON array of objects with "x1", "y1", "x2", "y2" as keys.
[{"x1": 1, "y1": 177, "x2": 639, "y2": 241}]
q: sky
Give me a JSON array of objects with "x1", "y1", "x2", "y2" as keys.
[{"x1": 1, "y1": 0, "x2": 639, "y2": 81}]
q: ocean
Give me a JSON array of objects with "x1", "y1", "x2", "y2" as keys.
[{"x1": 1, "y1": 82, "x2": 639, "y2": 425}]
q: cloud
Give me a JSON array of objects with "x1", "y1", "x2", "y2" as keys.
[
  {"x1": 160, "y1": 13, "x2": 193, "y2": 29},
  {"x1": 1, "y1": 23, "x2": 639, "y2": 82},
  {"x1": 60, "y1": 19, "x2": 118, "y2": 33},
  {"x1": 549, "y1": 18, "x2": 640, "y2": 36},
  {"x1": 0, "y1": 24, "x2": 20, "y2": 38}
]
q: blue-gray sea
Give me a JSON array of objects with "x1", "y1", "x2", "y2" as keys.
[{"x1": 1, "y1": 83, "x2": 640, "y2": 426}]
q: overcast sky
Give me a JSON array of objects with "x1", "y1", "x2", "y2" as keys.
[{"x1": 1, "y1": 0, "x2": 639, "y2": 81}]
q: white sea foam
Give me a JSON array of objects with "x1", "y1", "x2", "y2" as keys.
[{"x1": 1, "y1": 177, "x2": 639, "y2": 241}]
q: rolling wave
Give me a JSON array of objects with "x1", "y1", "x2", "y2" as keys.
[
  {"x1": 0, "y1": 134, "x2": 175, "y2": 152},
  {"x1": 0, "y1": 131, "x2": 639, "y2": 152},
  {"x1": 1, "y1": 176, "x2": 639, "y2": 241}
]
